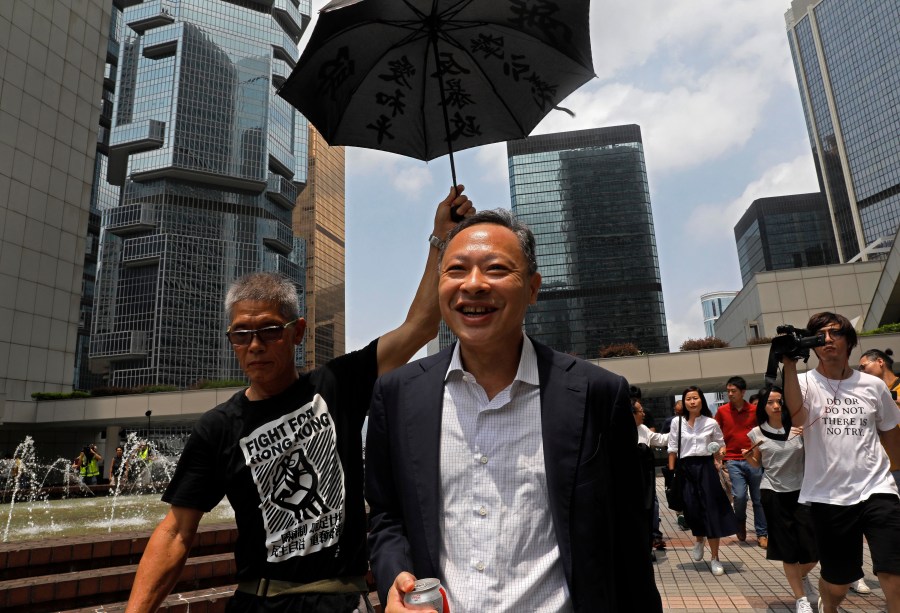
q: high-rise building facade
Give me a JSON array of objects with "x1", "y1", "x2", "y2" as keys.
[
  {"x1": 734, "y1": 192, "x2": 838, "y2": 285},
  {"x1": 293, "y1": 125, "x2": 345, "y2": 371},
  {"x1": 1, "y1": 1, "x2": 113, "y2": 402},
  {"x1": 701, "y1": 292, "x2": 738, "y2": 338},
  {"x1": 786, "y1": 0, "x2": 900, "y2": 262},
  {"x1": 90, "y1": 0, "x2": 311, "y2": 388},
  {"x1": 76, "y1": 5, "x2": 125, "y2": 391},
  {"x1": 508, "y1": 125, "x2": 670, "y2": 359}
]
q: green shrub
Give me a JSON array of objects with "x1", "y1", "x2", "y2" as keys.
[
  {"x1": 747, "y1": 336, "x2": 773, "y2": 346},
  {"x1": 680, "y1": 337, "x2": 730, "y2": 351},
  {"x1": 598, "y1": 342, "x2": 641, "y2": 358},
  {"x1": 31, "y1": 391, "x2": 91, "y2": 401},
  {"x1": 139, "y1": 385, "x2": 179, "y2": 393},
  {"x1": 90, "y1": 386, "x2": 140, "y2": 397},
  {"x1": 860, "y1": 322, "x2": 900, "y2": 336},
  {"x1": 190, "y1": 378, "x2": 247, "y2": 389}
]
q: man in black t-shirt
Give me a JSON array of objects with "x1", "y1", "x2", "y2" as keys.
[{"x1": 125, "y1": 187, "x2": 473, "y2": 613}]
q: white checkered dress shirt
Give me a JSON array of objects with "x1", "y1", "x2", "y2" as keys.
[{"x1": 438, "y1": 336, "x2": 572, "y2": 613}]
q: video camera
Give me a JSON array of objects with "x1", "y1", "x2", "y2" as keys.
[
  {"x1": 764, "y1": 324, "x2": 826, "y2": 386},
  {"x1": 771, "y1": 325, "x2": 826, "y2": 361}
]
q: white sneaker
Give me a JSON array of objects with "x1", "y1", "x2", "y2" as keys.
[
  {"x1": 851, "y1": 578, "x2": 871, "y2": 594},
  {"x1": 795, "y1": 596, "x2": 813, "y2": 613},
  {"x1": 802, "y1": 575, "x2": 819, "y2": 600},
  {"x1": 710, "y1": 559, "x2": 724, "y2": 576},
  {"x1": 691, "y1": 539, "x2": 705, "y2": 561}
]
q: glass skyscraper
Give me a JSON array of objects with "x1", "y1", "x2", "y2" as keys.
[
  {"x1": 734, "y1": 193, "x2": 838, "y2": 285},
  {"x1": 507, "y1": 125, "x2": 669, "y2": 359},
  {"x1": 293, "y1": 125, "x2": 345, "y2": 371},
  {"x1": 786, "y1": 0, "x2": 900, "y2": 262},
  {"x1": 90, "y1": 0, "x2": 311, "y2": 388}
]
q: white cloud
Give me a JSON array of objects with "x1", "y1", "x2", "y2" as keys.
[
  {"x1": 685, "y1": 153, "x2": 820, "y2": 240},
  {"x1": 524, "y1": 0, "x2": 801, "y2": 173},
  {"x1": 660, "y1": 153, "x2": 820, "y2": 349},
  {"x1": 391, "y1": 164, "x2": 434, "y2": 196}
]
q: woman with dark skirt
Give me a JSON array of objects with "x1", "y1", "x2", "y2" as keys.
[
  {"x1": 745, "y1": 386, "x2": 818, "y2": 613},
  {"x1": 668, "y1": 386, "x2": 737, "y2": 576}
]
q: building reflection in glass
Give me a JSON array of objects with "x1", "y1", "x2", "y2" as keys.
[
  {"x1": 507, "y1": 125, "x2": 670, "y2": 360},
  {"x1": 787, "y1": 1, "x2": 900, "y2": 261}
]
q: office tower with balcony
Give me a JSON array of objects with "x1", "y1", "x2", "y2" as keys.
[
  {"x1": 91, "y1": 0, "x2": 311, "y2": 388},
  {"x1": 734, "y1": 192, "x2": 839, "y2": 285},
  {"x1": 507, "y1": 125, "x2": 670, "y2": 360},
  {"x1": 293, "y1": 125, "x2": 345, "y2": 371},
  {"x1": 786, "y1": 0, "x2": 900, "y2": 261},
  {"x1": 1, "y1": 1, "x2": 114, "y2": 403}
]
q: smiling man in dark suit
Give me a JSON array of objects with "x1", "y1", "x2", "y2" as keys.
[{"x1": 366, "y1": 209, "x2": 661, "y2": 613}]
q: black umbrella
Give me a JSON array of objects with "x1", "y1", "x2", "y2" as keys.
[{"x1": 278, "y1": 0, "x2": 594, "y2": 186}]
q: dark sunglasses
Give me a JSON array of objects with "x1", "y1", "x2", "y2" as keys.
[
  {"x1": 226, "y1": 318, "x2": 299, "y2": 346},
  {"x1": 819, "y1": 327, "x2": 846, "y2": 339}
]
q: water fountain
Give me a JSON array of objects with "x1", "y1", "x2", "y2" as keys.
[
  {"x1": 0, "y1": 436, "x2": 234, "y2": 543},
  {"x1": 0, "y1": 437, "x2": 238, "y2": 612}
]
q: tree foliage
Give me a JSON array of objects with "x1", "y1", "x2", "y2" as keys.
[{"x1": 679, "y1": 336, "x2": 729, "y2": 351}]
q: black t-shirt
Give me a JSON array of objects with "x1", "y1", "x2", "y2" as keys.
[{"x1": 163, "y1": 340, "x2": 378, "y2": 582}]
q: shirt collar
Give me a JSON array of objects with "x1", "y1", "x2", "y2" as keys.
[{"x1": 446, "y1": 335, "x2": 539, "y2": 387}]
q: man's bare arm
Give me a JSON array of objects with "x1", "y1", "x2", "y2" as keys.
[
  {"x1": 376, "y1": 185, "x2": 473, "y2": 375},
  {"x1": 125, "y1": 506, "x2": 204, "y2": 613},
  {"x1": 781, "y1": 358, "x2": 809, "y2": 426}
]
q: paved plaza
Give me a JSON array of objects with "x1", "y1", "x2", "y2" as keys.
[{"x1": 652, "y1": 473, "x2": 886, "y2": 612}]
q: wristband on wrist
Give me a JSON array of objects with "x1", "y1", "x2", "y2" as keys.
[{"x1": 428, "y1": 233, "x2": 444, "y2": 250}]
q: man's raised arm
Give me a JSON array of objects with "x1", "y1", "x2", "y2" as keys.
[
  {"x1": 376, "y1": 185, "x2": 473, "y2": 375},
  {"x1": 781, "y1": 357, "x2": 809, "y2": 426}
]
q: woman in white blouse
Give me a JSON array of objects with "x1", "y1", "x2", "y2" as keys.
[{"x1": 668, "y1": 386, "x2": 738, "y2": 576}]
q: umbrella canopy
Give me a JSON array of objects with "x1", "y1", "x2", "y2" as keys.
[{"x1": 278, "y1": 0, "x2": 594, "y2": 182}]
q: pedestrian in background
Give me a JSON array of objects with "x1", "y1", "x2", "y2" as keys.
[
  {"x1": 745, "y1": 386, "x2": 818, "y2": 613},
  {"x1": 668, "y1": 386, "x2": 737, "y2": 576},
  {"x1": 858, "y1": 348, "x2": 900, "y2": 495},
  {"x1": 75, "y1": 443, "x2": 102, "y2": 485},
  {"x1": 634, "y1": 398, "x2": 668, "y2": 554},
  {"x1": 109, "y1": 445, "x2": 125, "y2": 487},
  {"x1": 716, "y1": 376, "x2": 769, "y2": 548}
]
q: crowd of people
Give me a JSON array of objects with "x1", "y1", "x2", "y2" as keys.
[
  {"x1": 71, "y1": 441, "x2": 155, "y2": 488},
  {"x1": 115, "y1": 192, "x2": 899, "y2": 613},
  {"x1": 658, "y1": 311, "x2": 900, "y2": 613}
]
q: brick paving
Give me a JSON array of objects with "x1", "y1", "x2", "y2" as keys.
[{"x1": 652, "y1": 473, "x2": 887, "y2": 612}]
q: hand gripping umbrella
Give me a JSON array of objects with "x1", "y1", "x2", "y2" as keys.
[{"x1": 278, "y1": 0, "x2": 595, "y2": 187}]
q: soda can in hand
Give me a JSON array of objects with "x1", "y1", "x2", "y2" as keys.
[{"x1": 403, "y1": 578, "x2": 447, "y2": 612}]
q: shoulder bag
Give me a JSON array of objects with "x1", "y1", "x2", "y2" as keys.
[{"x1": 661, "y1": 417, "x2": 685, "y2": 512}]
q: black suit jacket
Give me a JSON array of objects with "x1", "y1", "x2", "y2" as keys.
[{"x1": 365, "y1": 339, "x2": 662, "y2": 612}]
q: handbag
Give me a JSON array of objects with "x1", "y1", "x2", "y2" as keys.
[{"x1": 662, "y1": 418, "x2": 685, "y2": 512}]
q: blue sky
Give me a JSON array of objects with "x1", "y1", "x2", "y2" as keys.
[{"x1": 302, "y1": 0, "x2": 821, "y2": 356}]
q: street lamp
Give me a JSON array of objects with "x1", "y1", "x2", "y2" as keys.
[{"x1": 145, "y1": 410, "x2": 152, "y2": 434}]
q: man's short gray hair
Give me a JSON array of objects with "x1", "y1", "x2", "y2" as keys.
[
  {"x1": 440, "y1": 208, "x2": 538, "y2": 275},
  {"x1": 225, "y1": 272, "x2": 300, "y2": 323}
]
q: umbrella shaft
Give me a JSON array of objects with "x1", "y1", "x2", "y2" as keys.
[{"x1": 429, "y1": 24, "x2": 457, "y2": 187}]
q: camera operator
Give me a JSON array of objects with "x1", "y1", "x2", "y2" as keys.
[
  {"x1": 781, "y1": 312, "x2": 900, "y2": 613},
  {"x1": 75, "y1": 443, "x2": 103, "y2": 485}
]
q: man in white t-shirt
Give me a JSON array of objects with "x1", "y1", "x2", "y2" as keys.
[{"x1": 783, "y1": 312, "x2": 900, "y2": 613}]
